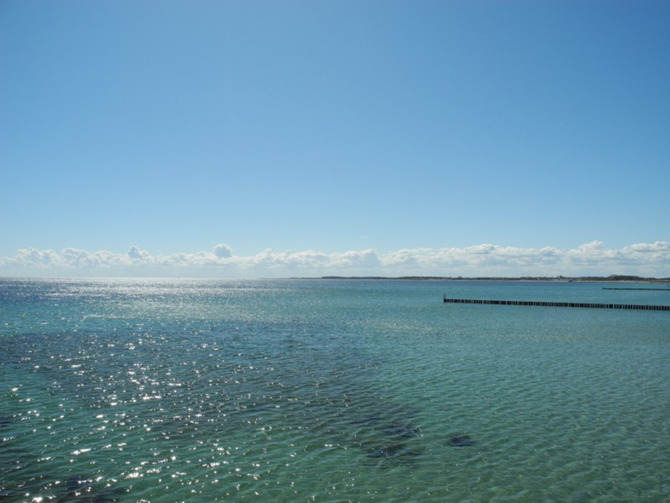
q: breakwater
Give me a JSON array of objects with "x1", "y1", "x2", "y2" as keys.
[{"x1": 442, "y1": 296, "x2": 670, "y2": 311}]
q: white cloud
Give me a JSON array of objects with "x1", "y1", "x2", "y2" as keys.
[
  {"x1": 1, "y1": 242, "x2": 669, "y2": 278},
  {"x1": 128, "y1": 246, "x2": 150, "y2": 261},
  {"x1": 213, "y1": 244, "x2": 233, "y2": 258}
]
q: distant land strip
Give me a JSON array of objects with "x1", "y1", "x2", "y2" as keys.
[
  {"x1": 602, "y1": 287, "x2": 670, "y2": 291},
  {"x1": 442, "y1": 297, "x2": 670, "y2": 311},
  {"x1": 316, "y1": 275, "x2": 670, "y2": 283}
]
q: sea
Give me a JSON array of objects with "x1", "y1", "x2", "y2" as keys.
[{"x1": 1, "y1": 278, "x2": 669, "y2": 502}]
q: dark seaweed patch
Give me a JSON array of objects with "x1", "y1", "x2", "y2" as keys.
[
  {"x1": 352, "y1": 410, "x2": 422, "y2": 461},
  {"x1": 448, "y1": 434, "x2": 475, "y2": 447}
]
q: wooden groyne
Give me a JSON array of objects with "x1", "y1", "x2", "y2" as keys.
[{"x1": 443, "y1": 296, "x2": 670, "y2": 311}]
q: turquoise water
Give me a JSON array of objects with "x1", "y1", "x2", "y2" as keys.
[{"x1": 1, "y1": 278, "x2": 669, "y2": 502}]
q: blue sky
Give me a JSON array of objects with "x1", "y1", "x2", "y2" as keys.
[{"x1": 1, "y1": 0, "x2": 669, "y2": 277}]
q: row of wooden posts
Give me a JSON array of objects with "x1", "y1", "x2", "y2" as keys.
[{"x1": 442, "y1": 297, "x2": 670, "y2": 311}]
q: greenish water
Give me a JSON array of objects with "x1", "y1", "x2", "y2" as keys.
[{"x1": 1, "y1": 279, "x2": 669, "y2": 502}]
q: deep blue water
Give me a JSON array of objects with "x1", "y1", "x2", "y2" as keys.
[{"x1": 1, "y1": 278, "x2": 669, "y2": 501}]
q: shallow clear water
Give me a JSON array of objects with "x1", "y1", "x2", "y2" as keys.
[{"x1": 1, "y1": 278, "x2": 669, "y2": 502}]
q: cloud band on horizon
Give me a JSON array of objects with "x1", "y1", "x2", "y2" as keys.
[{"x1": 1, "y1": 241, "x2": 669, "y2": 278}]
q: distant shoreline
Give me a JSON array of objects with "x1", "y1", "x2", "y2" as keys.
[{"x1": 309, "y1": 275, "x2": 670, "y2": 284}]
